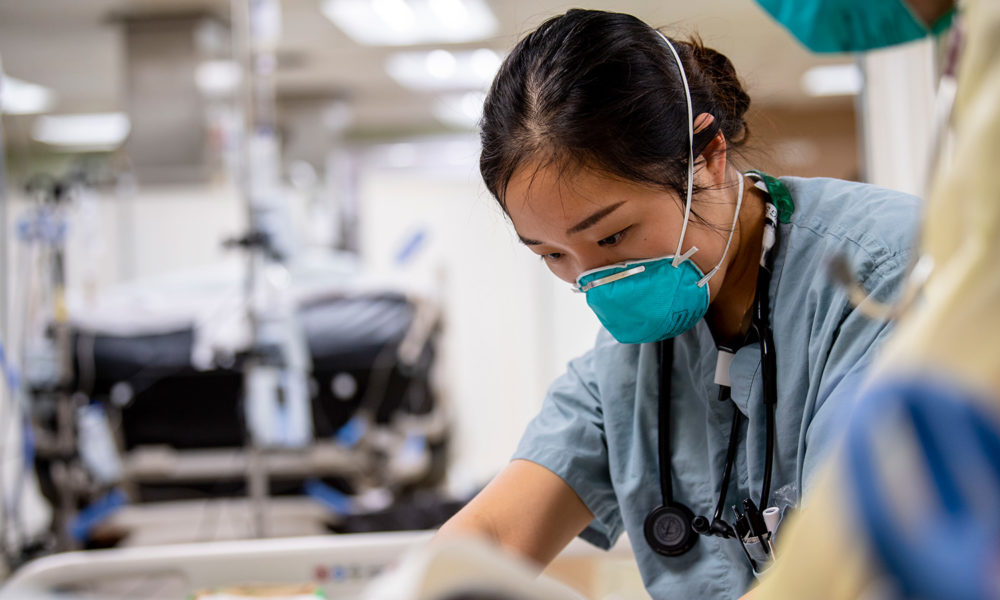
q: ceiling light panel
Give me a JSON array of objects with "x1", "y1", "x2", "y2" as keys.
[
  {"x1": 386, "y1": 48, "x2": 500, "y2": 91},
  {"x1": 195, "y1": 60, "x2": 243, "y2": 97},
  {"x1": 433, "y1": 90, "x2": 485, "y2": 129},
  {"x1": 321, "y1": 0, "x2": 498, "y2": 46}
]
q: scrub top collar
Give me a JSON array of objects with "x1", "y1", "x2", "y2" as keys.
[{"x1": 746, "y1": 170, "x2": 795, "y2": 223}]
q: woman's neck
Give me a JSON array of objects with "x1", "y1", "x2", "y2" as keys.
[{"x1": 705, "y1": 180, "x2": 769, "y2": 349}]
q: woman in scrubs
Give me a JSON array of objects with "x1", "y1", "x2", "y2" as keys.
[{"x1": 437, "y1": 9, "x2": 919, "y2": 599}]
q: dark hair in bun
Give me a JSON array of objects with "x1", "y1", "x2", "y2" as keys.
[{"x1": 480, "y1": 8, "x2": 752, "y2": 210}]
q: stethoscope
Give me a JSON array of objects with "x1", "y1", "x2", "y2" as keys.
[{"x1": 643, "y1": 184, "x2": 781, "y2": 573}]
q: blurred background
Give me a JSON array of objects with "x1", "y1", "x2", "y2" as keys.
[{"x1": 0, "y1": 0, "x2": 940, "y2": 596}]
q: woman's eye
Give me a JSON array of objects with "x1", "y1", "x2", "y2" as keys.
[
  {"x1": 541, "y1": 252, "x2": 563, "y2": 261},
  {"x1": 598, "y1": 228, "x2": 628, "y2": 247}
]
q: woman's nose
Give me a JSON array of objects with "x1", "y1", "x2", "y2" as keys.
[{"x1": 571, "y1": 251, "x2": 614, "y2": 282}]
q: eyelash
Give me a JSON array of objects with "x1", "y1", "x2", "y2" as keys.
[
  {"x1": 539, "y1": 227, "x2": 630, "y2": 262},
  {"x1": 598, "y1": 227, "x2": 629, "y2": 247}
]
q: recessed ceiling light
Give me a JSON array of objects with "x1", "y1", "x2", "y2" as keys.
[
  {"x1": 426, "y1": 50, "x2": 456, "y2": 79},
  {"x1": 372, "y1": 0, "x2": 416, "y2": 33},
  {"x1": 433, "y1": 91, "x2": 485, "y2": 129},
  {"x1": 321, "y1": 0, "x2": 498, "y2": 46},
  {"x1": 801, "y1": 64, "x2": 863, "y2": 97},
  {"x1": 428, "y1": 0, "x2": 468, "y2": 29},
  {"x1": 32, "y1": 112, "x2": 131, "y2": 150},
  {"x1": 1, "y1": 75, "x2": 55, "y2": 115},
  {"x1": 195, "y1": 60, "x2": 242, "y2": 97},
  {"x1": 387, "y1": 48, "x2": 499, "y2": 91},
  {"x1": 470, "y1": 48, "x2": 500, "y2": 80}
]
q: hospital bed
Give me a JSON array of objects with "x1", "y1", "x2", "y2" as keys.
[
  {"x1": 0, "y1": 531, "x2": 648, "y2": 599},
  {"x1": 27, "y1": 253, "x2": 449, "y2": 551},
  {"x1": 64, "y1": 254, "x2": 441, "y2": 452}
]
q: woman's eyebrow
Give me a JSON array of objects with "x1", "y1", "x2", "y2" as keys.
[
  {"x1": 517, "y1": 200, "x2": 627, "y2": 246},
  {"x1": 566, "y1": 201, "x2": 625, "y2": 235}
]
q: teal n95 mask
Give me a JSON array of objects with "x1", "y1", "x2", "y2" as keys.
[
  {"x1": 575, "y1": 33, "x2": 745, "y2": 344},
  {"x1": 576, "y1": 174, "x2": 744, "y2": 344}
]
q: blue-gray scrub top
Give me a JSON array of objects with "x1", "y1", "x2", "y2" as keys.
[{"x1": 513, "y1": 177, "x2": 920, "y2": 599}]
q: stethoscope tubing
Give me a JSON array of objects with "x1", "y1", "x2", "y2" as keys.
[{"x1": 649, "y1": 195, "x2": 780, "y2": 556}]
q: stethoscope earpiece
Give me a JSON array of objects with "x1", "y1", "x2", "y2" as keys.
[
  {"x1": 693, "y1": 515, "x2": 736, "y2": 539},
  {"x1": 691, "y1": 515, "x2": 709, "y2": 533}
]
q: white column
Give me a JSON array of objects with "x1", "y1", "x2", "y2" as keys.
[{"x1": 859, "y1": 39, "x2": 938, "y2": 197}]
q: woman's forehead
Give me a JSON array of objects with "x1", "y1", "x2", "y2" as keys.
[{"x1": 509, "y1": 162, "x2": 617, "y2": 212}]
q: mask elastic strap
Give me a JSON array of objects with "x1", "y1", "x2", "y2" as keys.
[
  {"x1": 675, "y1": 245, "x2": 699, "y2": 265},
  {"x1": 697, "y1": 173, "x2": 745, "y2": 288},
  {"x1": 655, "y1": 32, "x2": 696, "y2": 269}
]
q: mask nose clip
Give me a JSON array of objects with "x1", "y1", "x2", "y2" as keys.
[{"x1": 576, "y1": 264, "x2": 646, "y2": 293}]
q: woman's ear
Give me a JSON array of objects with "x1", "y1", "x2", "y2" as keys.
[{"x1": 695, "y1": 112, "x2": 728, "y2": 187}]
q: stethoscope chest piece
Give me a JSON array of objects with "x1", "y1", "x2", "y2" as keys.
[{"x1": 643, "y1": 502, "x2": 698, "y2": 556}]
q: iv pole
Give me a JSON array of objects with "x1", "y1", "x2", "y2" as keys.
[
  {"x1": 0, "y1": 53, "x2": 10, "y2": 568},
  {"x1": 0, "y1": 59, "x2": 8, "y2": 356},
  {"x1": 232, "y1": 0, "x2": 268, "y2": 538},
  {"x1": 231, "y1": 0, "x2": 302, "y2": 538}
]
